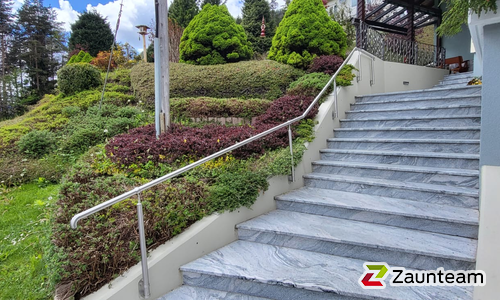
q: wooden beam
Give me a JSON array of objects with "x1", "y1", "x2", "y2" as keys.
[
  {"x1": 364, "y1": 19, "x2": 408, "y2": 34},
  {"x1": 373, "y1": 5, "x2": 398, "y2": 22},
  {"x1": 386, "y1": 0, "x2": 441, "y2": 17},
  {"x1": 366, "y1": 3, "x2": 388, "y2": 19}
]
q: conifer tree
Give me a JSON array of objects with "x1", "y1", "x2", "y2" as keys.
[
  {"x1": 268, "y1": 0, "x2": 347, "y2": 68},
  {"x1": 69, "y1": 10, "x2": 114, "y2": 57},
  {"x1": 169, "y1": 0, "x2": 199, "y2": 28},
  {"x1": 241, "y1": 0, "x2": 273, "y2": 53},
  {"x1": 0, "y1": 0, "x2": 14, "y2": 114}
]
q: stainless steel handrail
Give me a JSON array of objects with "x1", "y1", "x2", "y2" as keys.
[{"x1": 70, "y1": 47, "x2": 376, "y2": 299}]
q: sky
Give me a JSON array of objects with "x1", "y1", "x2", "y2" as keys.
[{"x1": 12, "y1": 0, "x2": 286, "y2": 54}]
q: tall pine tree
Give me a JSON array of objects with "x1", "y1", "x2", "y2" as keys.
[
  {"x1": 12, "y1": 0, "x2": 65, "y2": 97},
  {"x1": 68, "y1": 10, "x2": 114, "y2": 57},
  {"x1": 169, "y1": 0, "x2": 199, "y2": 28},
  {"x1": 241, "y1": 0, "x2": 273, "y2": 54},
  {"x1": 0, "y1": 0, "x2": 14, "y2": 115}
]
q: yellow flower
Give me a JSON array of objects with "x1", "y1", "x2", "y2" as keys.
[
  {"x1": 184, "y1": 139, "x2": 187, "y2": 143},
  {"x1": 217, "y1": 139, "x2": 220, "y2": 143},
  {"x1": 159, "y1": 154, "x2": 165, "y2": 160}
]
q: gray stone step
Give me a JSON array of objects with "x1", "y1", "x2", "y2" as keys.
[
  {"x1": 181, "y1": 241, "x2": 473, "y2": 300},
  {"x1": 340, "y1": 115, "x2": 481, "y2": 128},
  {"x1": 275, "y1": 188, "x2": 479, "y2": 238},
  {"x1": 357, "y1": 86, "x2": 480, "y2": 102},
  {"x1": 345, "y1": 105, "x2": 481, "y2": 119},
  {"x1": 304, "y1": 173, "x2": 478, "y2": 208},
  {"x1": 159, "y1": 286, "x2": 272, "y2": 300},
  {"x1": 352, "y1": 95, "x2": 480, "y2": 109},
  {"x1": 319, "y1": 149, "x2": 479, "y2": 170},
  {"x1": 333, "y1": 127, "x2": 480, "y2": 139},
  {"x1": 238, "y1": 210, "x2": 477, "y2": 270},
  {"x1": 443, "y1": 72, "x2": 474, "y2": 80},
  {"x1": 312, "y1": 160, "x2": 479, "y2": 188},
  {"x1": 327, "y1": 138, "x2": 480, "y2": 153}
]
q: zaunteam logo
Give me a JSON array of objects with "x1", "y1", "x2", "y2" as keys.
[
  {"x1": 359, "y1": 262, "x2": 390, "y2": 289},
  {"x1": 359, "y1": 262, "x2": 486, "y2": 289}
]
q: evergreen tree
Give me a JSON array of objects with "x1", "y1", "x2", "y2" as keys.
[
  {"x1": 0, "y1": 0, "x2": 14, "y2": 116},
  {"x1": 268, "y1": 0, "x2": 347, "y2": 68},
  {"x1": 241, "y1": 0, "x2": 273, "y2": 53},
  {"x1": 201, "y1": 0, "x2": 222, "y2": 7},
  {"x1": 12, "y1": 0, "x2": 66, "y2": 97},
  {"x1": 68, "y1": 10, "x2": 114, "y2": 57},
  {"x1": 169, "y1": 0, "x2": 199, "y2": 28},
  {"x1": 180, "y1": 4, "x2": 252, "y2": 65}
]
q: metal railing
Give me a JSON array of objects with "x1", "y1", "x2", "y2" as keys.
[
  {"x1": 356, "y1": 21, "x2": 446, "y2": 68},
  {"x1": 70, "y1": 47, "x2": 376, "y2": 299}
]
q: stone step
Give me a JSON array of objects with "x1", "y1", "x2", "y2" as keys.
[
  {"x1": 333, "y1": 127, "x2": 480, "y2": 139},
  {"x1": 312, "y1": 160, "x2": 479, "y2": 188},
  {"x1": 357, "y1": 86, "x2": 480, "y2": 102},
  {"x1": 275, "y1": 188, "x2": 479, "y2": 238},
  {"x1": 327, "y1": 138, "x2": 480, "y2": 154},
  {"x1": 443, "y1": 71, "x2": 474, "y2": 80},
  {"x1": 345, "y1": 105, "x2": 481, "y2": 119},
  {"x1": 159, "y1": 286, "x2": 272, "y2": 300},
  {"x1": 351, "y1": 95, "x2": 480, "y2": 110},
  {"x1": 340, "y1": 116, "x2": 481, "y2": 128},
  {"x1": 238, "y1": 210, "x2": 477, "y2": 270},
  {"x1": 435, "y1": 80, "x2": 472, "y2": 88},
  {"x1": 304, "y1": 173, "x2": 478, "y2": 208},
  {"x1": 181, "y1": 241, "x2": 473, "y2": 300},
  {"x1": 319, "y1": 149, "x2": 479, "y2": 170}
]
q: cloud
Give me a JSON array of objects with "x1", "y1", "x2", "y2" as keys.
[{"x1": 53, "y1": 0, "x2": 79, "y2": 32}]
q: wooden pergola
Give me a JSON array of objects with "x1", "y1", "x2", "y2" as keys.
[{"x1": 356, "y1": 0, "x2": 442, "y2": 44}]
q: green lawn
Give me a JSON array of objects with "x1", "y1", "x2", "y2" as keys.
[{"x1": 0, "y1": 183, "x2": 60, "y2": 300}]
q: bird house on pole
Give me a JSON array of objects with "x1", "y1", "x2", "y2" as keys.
[{"x1": 136, "y1": 25, "x2": 150, "y2": 62}]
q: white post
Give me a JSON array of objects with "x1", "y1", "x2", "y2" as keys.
[{"x1": 158, "y1": 0, "x2": 170, "y2": 132}]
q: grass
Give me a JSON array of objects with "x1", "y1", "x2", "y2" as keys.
[{"x1": 0, "y1": 183, "x2": 60, "y2": 300}]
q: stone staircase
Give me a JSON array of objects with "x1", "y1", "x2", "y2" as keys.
[{"x1": 160, "y1": 72, "x2": 480, "y2": 299}]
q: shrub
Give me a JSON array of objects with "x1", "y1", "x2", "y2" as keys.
[
  {"x1": 268, "y1": 0, "x2": 347, "y2": 68},
  {"x1": 308, "y1": 55, "x2": 344, "y2": 75},
  {"x1": 179, "y1": 4, "x2": 252, "y2": 65},
  {"x1": 91, "y1": 51, "x2": 117, "y2": 71},
  {"x1": 17, "y1": 130, "x2": 57, "y2": 158},
  {"x1": 130, "y1": 61, "x2": 304, "y2": 105},
  {"x1": 61, "y1": 106, "x2": 82, "y2": 117},
  {"x1": 57, "y1": 63, "x2": 102, "y2": 95},
  {"x1": 171, "y1": 97, "x2": 271, "y2": 119},
  {"x1": 287, "y1": 72, "x2": 333, "y2": 97},
  {"x1": 67, "y1": 50, "x2": 93, "y2": 64},
  {"x1": 336, "y1": 64, "x2": 357, "y2": 86}
]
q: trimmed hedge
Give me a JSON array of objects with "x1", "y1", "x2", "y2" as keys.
[
  {"x1": 130, "y1": 61, "x2": 304, "y2": 106},
  {"x1": 57, "y1": 63, "x2": 102, "y2": 95},
  {"x1": 171, "y1": 97, "x2": 272, "y2": 119}
]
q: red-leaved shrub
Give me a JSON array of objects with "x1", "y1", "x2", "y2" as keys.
[
  {"x1": 106, "y1": 95, "x2": 318, "y2": 166},
  {"x1": 308, "y1": 55, "x2": 344, "y2": 75}
]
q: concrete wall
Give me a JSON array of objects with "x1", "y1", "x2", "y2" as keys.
[
  {"x1": 442, "y1": 24, "x2": 474, "y2": 63},
  {"x1": 474, "y1": 166, "x2": 500, "y2": 299},
  {"x1": 479, "y1": 23, "x2": 500, "y2": 167},
  {"x1": 83, "y1": 53, "x2": 448, "y2": 300}
]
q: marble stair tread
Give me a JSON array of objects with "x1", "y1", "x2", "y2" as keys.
[
  {"x1": 319, "y1": 148, "x2": 479, "y2": 160},
  {"x1": 304, "y1": 173, "x2": 478, "y2": 198},
  {"x1": 327, "y1": 138, "x2": 480, "y2": 144},
  {"x1": 275, "y1": 187, "x2": 479, "y2": 225},
  {"x1": 356, "y1": 85, "x2": 480, "y2": 97},
  {"x1": 354, "y1": 94, "x2": 480, "y2": 105},
  {"x1": 346, "y1": 104, "x2": 481, "y2": 114},
  {"x1": 181, "y1": 240, "x2": 473, "y2": 300},
  {"x1": 339, "y1": 115, "x2": 481, "y2": 122},
  {"x1": 334, "y1": 127, "x2": 480, "y2": 132},
  {"x1": 159, "y1": 286, "x2": 272, "y2": 300},
  {"x1": 311, "y1": 160, "x2": 479, "y2": 177},
  {"x1": 237, "y1": 210, "x2": 477, "y2": 262}
]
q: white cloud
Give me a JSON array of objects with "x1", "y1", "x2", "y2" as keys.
[
  {"x1": 53, "y1": 0, "x2": 79, "y2": 32},
  {"x1": 12, "y1": 0, "x2": 23, "y2": 11}
]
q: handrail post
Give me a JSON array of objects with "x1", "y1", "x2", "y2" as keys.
[
  {"x1": 137, "y1": 193, "x2": 151, "y2": 299},
  {"x1": 288, "y1": 125, "x2": 295, "y2": 182},
  {"x1": 333, "y1": 80, "x2": 338, "y2": 119}
]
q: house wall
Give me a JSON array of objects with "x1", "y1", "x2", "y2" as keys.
[
  {"x1": 83, "y1": 54, "x2": 448, "y2": 300},
  {"x1": 478, "y1": 23, "x2": 500, "y2": 167},
  {"x1": 442, "y1": 24, "x2": 474, "y2": 63}
]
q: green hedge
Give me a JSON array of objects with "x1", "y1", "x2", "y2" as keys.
[
  {"x1": 57, "y1": 63, "x2": 102, "y2": 95},
  {"x1": 171, "y1": 97, "x2": 272, "y2": 119},
  {"x1": 130, "y1": 61, "x2": 304, "y2": 106}
]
